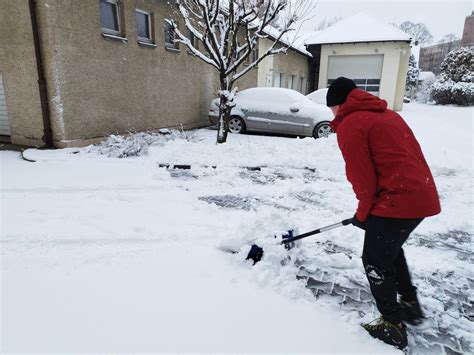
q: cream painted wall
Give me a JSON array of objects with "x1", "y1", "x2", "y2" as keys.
[
  {"x1": 318, "y1": 42, "x2": 411, "y2": 111},
  {"x1": 258, "y1": 38, "x2": 310, "y2": 94}
]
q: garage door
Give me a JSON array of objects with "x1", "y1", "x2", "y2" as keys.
[
  {"x1": 327, "y1": 55, "x2": 383, "y2": 95},
  {"x1": 0, "y1": 73, "x2": 11, "y2": 136}
]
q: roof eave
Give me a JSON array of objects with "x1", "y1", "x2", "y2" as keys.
[{"x1": 305, "y1": 39, "x2": 412, "y2": 46}]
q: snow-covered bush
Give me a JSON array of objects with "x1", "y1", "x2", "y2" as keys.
[
  {"x1": 415, "y1": 76, "x2": 435, "y2": 103},
  {"x1": 406, "y1": 55, "x2": 420, "y2": 97},
  {"x1": 88, "y1": 130, "x2": 197, "y2": 158},
  {"x1": 431, "y1": 47, "x2": 474, "y2": 106},
  {"x1": 89, "y1": 132, "x2": 160, "y2": 158}
]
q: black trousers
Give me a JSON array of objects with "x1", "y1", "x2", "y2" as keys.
[{"x1": 362, "y1": 215, "x2": 423, "y2": 324}]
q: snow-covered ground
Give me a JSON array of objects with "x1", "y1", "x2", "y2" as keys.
[{"x1": 1, "y1": 103, "x2": 472, "y2": 354}]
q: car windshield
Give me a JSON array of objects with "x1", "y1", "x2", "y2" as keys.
[{"x1": 237, "y1": 88, "x2": 311, "y2": 106}]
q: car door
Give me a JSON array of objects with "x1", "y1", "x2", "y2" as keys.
[{"x1": 265, "y1": 91, "x2": 308, "y2": 135}]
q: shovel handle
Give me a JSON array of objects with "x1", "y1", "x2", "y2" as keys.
[{"x1": 281, "y1": 218, "x2": 353, "y2": 244}]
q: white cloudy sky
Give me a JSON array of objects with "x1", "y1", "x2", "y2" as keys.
[{"x1": 298, "y1": 0, "x2": 473, "y2": 43}]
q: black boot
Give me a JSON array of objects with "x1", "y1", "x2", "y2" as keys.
[
  {"x1": 361, "y1": 317, "x2": 408, "y2": 350},
  {"x1": 400, "y1": 296, "x2": 424, "y2": 325}
]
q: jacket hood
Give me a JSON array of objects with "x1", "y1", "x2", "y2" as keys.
[{"x1": 330, "y1": 89, "x2": 388, "y2": 132}]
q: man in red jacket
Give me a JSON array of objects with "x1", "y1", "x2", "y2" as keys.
[{"x1": 327, "y1": 77, "x2": 441, "y2": 349}]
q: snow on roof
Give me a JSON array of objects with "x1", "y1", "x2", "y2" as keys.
[
  {"x1": 305, "y1": 12, "x2": 411, "y2": 46},
  {"x1": 418, "y1": 71, "x2": 436, "y2": 81},
  {"x1": 263, "y1": 26, "x2": 313, "y2": 57}
]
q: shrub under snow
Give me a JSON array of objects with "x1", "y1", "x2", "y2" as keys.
[
  {"x1": 431, "y1": 47, "x2": 474, "y2": 106},
  {"x1": 88, "y1": 130, "x2": 196, "y2": 158}
]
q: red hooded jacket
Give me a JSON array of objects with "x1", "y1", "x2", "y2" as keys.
[{"x1": 330, "y1": 89, "x2": 441, "y2": 222}]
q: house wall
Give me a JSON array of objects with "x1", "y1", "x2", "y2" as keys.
[
  {"x1": 461, "y1": 11, "x2": 474, "y2": 47},
  {"x1": 2, "y1": 0, "x2": 257, "y2": 148},
  {"x1": 257, "y1": 38, "x2": 275, "y2": 88},
  {"x1": 318, "y1": 42, "x2": 411, "y2": 111},
  {"x1": 0, "y1": 0, "x2": 45, "y2": 146},
  {"x1": 419, "y1": 41, "x2": 462, "y2": 75},
  {"x1": 258, "y1": 38, "x2": 310, "y2": 94}
]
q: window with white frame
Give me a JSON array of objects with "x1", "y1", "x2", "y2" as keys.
[
  {"x1": 273, "y1": 72, "x2": 281, "y2": 87},
  {"x1": 327, "y1": 78, "x2": 381, "y2": 95},
  {"x1": 300, "y1": 76, "x2": 306, "y2": 94},
  {"x1": 279, "y1": 73, "x2": 285, "y2": 88},
  {"x1": 291, "y1": 75, "x2": 299, "y2": 90},
  {"x1": 100, "y1": 0, "x2": 122, "y2": 36},
  {"x1": 165, "y1": 21, "x2": 179, "y2": 50},
  {"x1": 136, "y1": 9, "x2": 153, "y2": 44}
]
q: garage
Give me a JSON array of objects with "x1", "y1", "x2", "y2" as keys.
[
  {"x1": 327, "y1": 54, "x2": 384, "y2": 96},
  {"x1": 305, "y1": 12, "x2": 412, "y2": 111},
  {"x1": 0, "y1": 73, "x2": 11, "y2": 137}
]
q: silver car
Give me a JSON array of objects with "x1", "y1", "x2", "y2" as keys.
[{"x1": 209, "y1": 87, "x2": 333, "y2": 138}]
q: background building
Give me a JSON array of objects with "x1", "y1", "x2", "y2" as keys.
[
  {"x1": 257, "y1": 32, "x2": 312, "y2": 94},
  {"x1": 0, "y1": 0, "x2": 257, "y2": 147},
  {"x1": 419, "y1": 11, "x2": 473, "y2": 75},
  {"x1": 305, "y1": 12, "x2": 411, "y2": 111}
]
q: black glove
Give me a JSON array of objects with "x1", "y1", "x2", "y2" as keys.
[{"x1": 352, "y1": 214, "x2": 366, "y2": 230}]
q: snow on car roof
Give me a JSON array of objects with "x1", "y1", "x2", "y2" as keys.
[
  {"x1": 237, "y1": 87, "x2": 306, "y2": 100},
  {"x1": 305, "y1": 12, "x2": 411, "y2": 45}
]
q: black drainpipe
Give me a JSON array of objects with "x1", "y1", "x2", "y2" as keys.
[{"x1": 29, "y1": 0, "x2": 54, "y2": 148}]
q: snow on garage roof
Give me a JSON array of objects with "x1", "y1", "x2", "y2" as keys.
[{"x1": 305, "y1": 12, "x2": 412, "y2": 46}]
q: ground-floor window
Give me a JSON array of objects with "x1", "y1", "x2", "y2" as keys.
[
  {"x1": 274, "y1": 72, "x2": 286, "y2": 88},
  {"x1": 327, "y1": 78, "x2": 381, "y2": 95},
  {"x1": 100, "y1": 0, "x2": 123, "y2": 36}
]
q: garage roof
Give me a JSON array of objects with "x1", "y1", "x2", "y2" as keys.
[{"x1": 305, "y1": 12, "x2": 412, "y2": 46}]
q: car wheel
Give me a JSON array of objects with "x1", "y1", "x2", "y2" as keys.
[
  {"x1": 228, "y1": 116, "x2": 246, "y2": 134},
  {"x1": 313, "y1": 122, "x2": 333, "y2": 138}
]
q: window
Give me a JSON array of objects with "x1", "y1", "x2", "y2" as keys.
[
  {"x1": 279, "y1": 73, "x2": 285, "y2": 88},
  {"x1": 291, "y1": 75, "x2": 298, "y2": 90},
  {"x1": 187, "y1": 28, "x2": 198, "y2": 53},
  {"x1": 244, "y1": 47, "x2": 258, "y2": 66},
  {"x1": 287, "y1": 74, "x2": 293, "y2": 89},
  {"x1": 300, "y1": 76, "x2": 306, "y2": 94},
  {"x1": 136, "y1": 9, "x2": 153, "y2": 44},
  {"x1": 327, "y1": 78, "x2": 381, "y2": 95},
  {"x1": 273, "y1": 72, "x2": 286, "y2": 88},
  {"x1": 273, "y1": 72, "x2": 281, "y2": 87},
  {"x1": 165, "y1": 21, "x2": 179, "y2": 50},
  {"x1": 252, "y1": 47, "x2": 258, "y2": 63},
  {"x1": 100, "y1": 0, "x2": 122, "y2": 36}
]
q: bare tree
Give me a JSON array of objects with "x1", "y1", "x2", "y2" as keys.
[
  {"x1": 438, "y1": 33, "x2": 460, "y2": 44},
  {"x1": 397, "y1": 21, "x2": 433, "y2": 46},
  {"x1": 166, "y1": 0, "x2": 314, "y2": 143}
]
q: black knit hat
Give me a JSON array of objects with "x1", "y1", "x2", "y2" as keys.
[{"x1": 326, "y1": 77, "x2": 357, "y2": 107}]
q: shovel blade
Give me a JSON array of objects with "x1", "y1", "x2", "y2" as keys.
[{"x1": 246, "y1": 244, "x2": 264, "y2": 264}]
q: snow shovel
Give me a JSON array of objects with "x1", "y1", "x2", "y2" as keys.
[{"x1": 246, "y1": 218, "x2": 354, "y2": 265}]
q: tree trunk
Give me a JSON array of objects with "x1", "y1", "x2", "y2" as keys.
[
  {"x1": 216, "y1": 77, "x2": 233, "y2": 144},
  {"x1": 216, "y1": 94, "x2": 231, "y2": 144}
]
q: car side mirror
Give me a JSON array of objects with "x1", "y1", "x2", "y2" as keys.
[{"x1": 290, "y1": 105, "x2": 300, "y2": 113}]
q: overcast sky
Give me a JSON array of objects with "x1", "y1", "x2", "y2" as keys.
[{"x1": 298, "y1": 0, "x2": 473, "y2": 43}]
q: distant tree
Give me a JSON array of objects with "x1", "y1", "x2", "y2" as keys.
[
  {"x1": 406, "y1": 54, "x2": 420, "y2": 97},
  {"x1": 314, "y1": 16, "x2": 341, "y2": 31},
  {"x1": 431, "y1": 47, "x2": 474, "y2": 106},
  {"x1": 166, "y1": 0, "x2": 314, "y2": 144},
  {"x1": 397, "y1": 21, "x2": 433, "y2": 46},
  {"x1": 437, "y1": 33, "x2": 460, "y2": 44}
]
